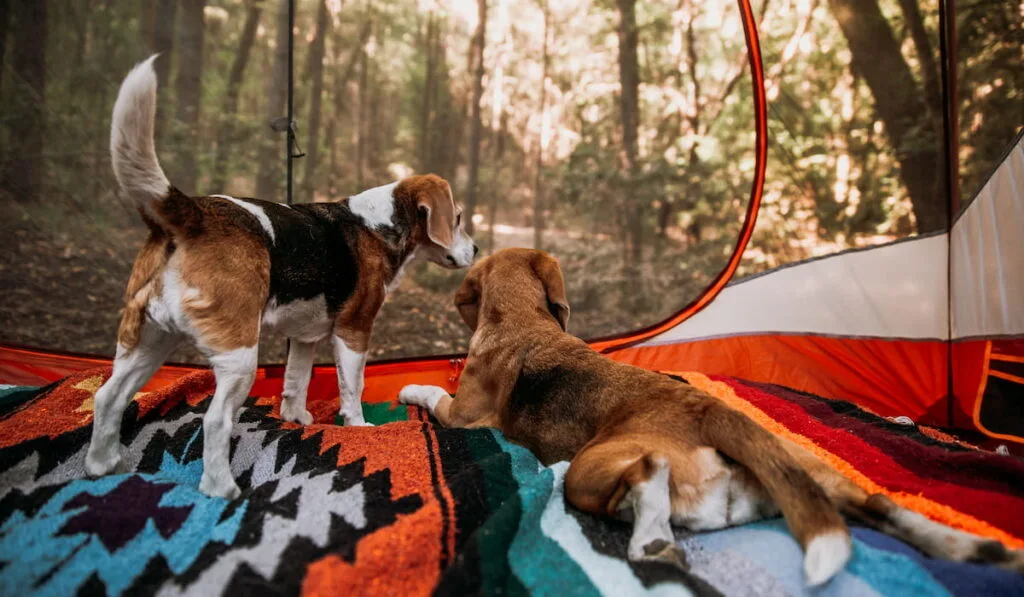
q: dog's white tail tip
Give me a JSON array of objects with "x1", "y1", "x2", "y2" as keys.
[
  {"x1": 804, "y1": 530, "x2": 852, "y2": 587},
  {"x1": 110, "y1": 54, "x2": 170, "y2": 212}
]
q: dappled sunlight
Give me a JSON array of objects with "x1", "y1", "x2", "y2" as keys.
[{"x1": 0, "y1": 0, "x2": 1020, "y2": 361}]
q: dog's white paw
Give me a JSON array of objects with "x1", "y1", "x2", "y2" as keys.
[
  {"x1": 199, "y1": 473, "x2": 241, "y2": 500},
  {"x1": 804, "y1": 530, "x2": 852, "y2": 586},
  {"x1": 341, "y1": 410, "x2": 373, "y2": 427},
  {"x1": 398, "y1": 385, "x2": 446, "y2": 411},
  {"x1": 85, "y1": 447, "x2": 123, "y2": 478},
  {"x1": 637, "y1": 539, "x2": 689, "y2": 571},
  {"x1": 280, "y1": 398, "x2": 313, "y2": 425}
]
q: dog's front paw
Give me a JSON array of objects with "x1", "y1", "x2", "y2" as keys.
[
  {"x1": 199, "y1": 473, "x2": 241, "y2": 500},
  {"x1": 85, "y1": 447, "x2": 123, "y2": 478},
  {"x1": 338, "y1": 405, "x2": 373, "y2": 427},
  {"x1": 398, "y1": 384, "x2": 447, "y2": 411},
  {"x1": 280, "y1": 398, "x2": 313, "y2": 425}
]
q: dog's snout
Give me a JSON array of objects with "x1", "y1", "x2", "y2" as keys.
[{"x1": 473, "y1": 244, "x2": 480, "y2": 257}]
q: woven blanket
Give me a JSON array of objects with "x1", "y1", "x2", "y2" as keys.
[{"x1": 1, "y1": 369, "x2": 1022, "y2": 596}]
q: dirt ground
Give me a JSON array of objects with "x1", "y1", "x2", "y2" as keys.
[{"x1": 0, "y1": 216, "x2": 683, "y2": 365}]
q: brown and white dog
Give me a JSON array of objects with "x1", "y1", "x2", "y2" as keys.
[
  {"x1": 85, "y1": 56, "x2": 476, "y2": 499},
  {"x1": 399, "y1": 248, "x2": 1024, "y2": 585}
]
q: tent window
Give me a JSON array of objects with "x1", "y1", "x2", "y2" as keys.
[{"x1": 1, "y1": 1, "x2": 764, "y2": 364}]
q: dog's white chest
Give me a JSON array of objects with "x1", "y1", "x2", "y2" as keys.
[{"x1": 262, "y1": 295, "x2": 333, "y2": 343}]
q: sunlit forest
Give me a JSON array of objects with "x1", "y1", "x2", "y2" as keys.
[{"x1": 0, "y1": 0, "x2": 1020, "y2": 362}]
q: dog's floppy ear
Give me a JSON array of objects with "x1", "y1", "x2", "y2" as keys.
[
  {"x1": 531, "y1": 253, "x2": 570, "y2": 332},
  {"x1": 412, "y1": 175, "x2": 455, "y2": 249},
  {"x1": 454, "y1": 267, "x2": 481, "y2": 331}
]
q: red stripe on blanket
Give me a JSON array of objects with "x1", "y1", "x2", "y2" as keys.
[
  {"x1": 713, "y1": 376, "x2": 1024, "y2": 539},
  {"x1": 736, "y1": 379, "x2": 1024, "y2": 496}
]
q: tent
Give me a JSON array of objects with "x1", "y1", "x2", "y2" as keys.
[
  {"x1": 2, "y1": 1, "x2": 1023, "y2": 595},
  {"x1": 1, "y1": 0, "x2": 1019, "y2": 445},
  {"x1": 609, "y1": 131, "x2": 1024, "y2": 443}
]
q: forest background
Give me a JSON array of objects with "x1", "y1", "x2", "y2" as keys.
[{"x1": 0, "y1": 0, "x2": 1019, "y2": 362}]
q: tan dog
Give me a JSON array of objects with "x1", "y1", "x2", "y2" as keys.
[{"x1": 399, "y1": 248, "x2": 1024, "y2": 585}]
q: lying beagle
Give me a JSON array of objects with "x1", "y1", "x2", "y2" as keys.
[
  {"x1": 400, "y1": 248, "x2": 1024, "y2": 585},
  {"x1": 86, "y1": 56, "x2": 476, "y2": 499}
]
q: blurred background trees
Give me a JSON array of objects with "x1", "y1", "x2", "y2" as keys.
[{"x1": 0, "y1": 0, "x2": 1020, "y2": 362}]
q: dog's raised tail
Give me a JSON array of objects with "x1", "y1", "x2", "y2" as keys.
[
  {"x1": 110, "y1": 55, "x2": 171, "y2": 219},
  {"x1": 699, "y1": 400, "x2": 852, "y2": 586}
]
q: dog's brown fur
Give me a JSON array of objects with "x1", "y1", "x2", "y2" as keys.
[
  {"x1": 117, "y1": 218, "x2": 170, "y2": 349},
  {"x1": 439, "y1": 249, "x2": 842, "y2": 547},
  {"x1": 405, "y1": 248, "x2": 1024, "y2": 580},
  {"x1": 115, "y1": 175, "x2": 458, "y2": 356}
]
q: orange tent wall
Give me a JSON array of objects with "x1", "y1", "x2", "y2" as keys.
[
  {"x1": 0, "y1": 335, "x2": 998, "y2": 440},
  {"x1": 607, "y1": 336, "x2": 953, "y2": 426}
]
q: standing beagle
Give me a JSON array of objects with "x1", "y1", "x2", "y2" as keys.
[
  {"x1": 86, "y1": 56, "x2": 476, "y2": 499},
  {"x1": 399, "y1": 249, "x2": 1024, "y2": 585}
]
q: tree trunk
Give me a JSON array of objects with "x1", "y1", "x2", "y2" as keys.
[
  {"x1": 0, "y1": 0, "x2": 10, "y2": 99},
  {"x1": 366, "y1": 45, "x2": 382, "y2": 174},
  {"x1": 897, "y1": 0, "x2": 942, "y2": 123},
  {"x1": 211, "y1": 0, "x2": 263, "y2": 191},
  {"x1": 428, "y1": 21, "x2": 461, "y2": 180},
  {"x1": 828, "y1": 0, "x2": 944, "y2": 232},
  {"x1": 419, "y1": 12, "x2": 437, "y2": 172},
  {"x1": 896, "y1": 0, "x2": 945, "y2": 217},
  {"x1": 4, "y1": 0, "x2": 47, "y2": 203},
  {"x1": 532, "y1": 1, "x2": 550, "y2": 250},
  {"x1": 486, "y1": 111, "x2": 507, "y2": 252},
  {"x1": 173, "y1": 0, "x2": 207, "y2": 195},
  {"x1": 355, "y1": 21, "x2": 371, "y2": 188},
  {"x1": 485, "y1": 0, "x2": 510, "y2": 252},
  {"x1": 152, "y1": 0, "x2": 176, "y2": 141},
  {"x1": 463, "y1": 0, "x2": 487, "y2": 235},
  {"x1": 140, "y1": 2, "x2": 155, "y2": 51},
  {"x1": 327, "y1": 18, "x2": 372, "y2": 193},
  {"x1": 616, "y1": 0, "x2": 642, "y2": 261},
  {"x1": 301, "y1": 0, "x2": 330, "y2": 201},
  {"x1": 256, "y1": 0, "x2": 290, "y2": 201}
]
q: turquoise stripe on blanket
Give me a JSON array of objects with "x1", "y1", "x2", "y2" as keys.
[
  {"x1": 490, "y1": 431, "x2": 602, "y2": 597},
  {"x1": 493, "y1": 438, "x2": 695, "y2": 596},
  {"x1": 692, "y1": 519, "x2": 951, "y2": 597}
]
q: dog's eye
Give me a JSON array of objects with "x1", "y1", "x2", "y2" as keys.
[{"x1": 455, "y1": 213, "x2": 461, "y2": 226}]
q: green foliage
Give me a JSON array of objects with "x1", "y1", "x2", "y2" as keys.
[{"x1": 0, "y1": 0, "x2": 1020, "y2": 361}]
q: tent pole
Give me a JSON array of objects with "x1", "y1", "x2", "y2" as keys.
[
  {"x1": 938, "y1": 0, "x2": 958, "y2": 427},
  {"x1": 286, "y1": 0, "x2": 296, "y2": 207}
]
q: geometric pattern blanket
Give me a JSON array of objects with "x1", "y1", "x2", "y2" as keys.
[{"x1": 1, "y1": 368, "x2": 1023, "y2": 596}]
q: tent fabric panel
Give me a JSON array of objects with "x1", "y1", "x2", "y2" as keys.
[
  {"x1": 610, "y1": 335, "x2": 948, "y2": 425},
  {"x1": 950, "y1": 340, "x2": 989, "y2": 430},
  {"x1": 638, "y1": 233, "x2": 949, "y2": 345},
  {"x1": 970, "y1": 339, "x2": 1024, "y2": 445},
  {"x1": 951, "y1": 133, "x2": 1024, "y2": 339},
  {"x1": 0, "y1": 346, "x2": 196, "y2": 390}
]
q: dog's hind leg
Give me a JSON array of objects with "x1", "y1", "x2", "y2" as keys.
[
  {"x1": 566, "y1": 442, "x2": 687, "y2": 568},
  {"x1": 280, "y1": 340, "x2": 316, "y2": 425},
  {"x1": 198, "y1": 345, "x2": 258, "y2": 499},
  {"x1": 86, "y1": 323, "x2": 178, "y2": 477},
  {"x1": 622, "y1": 456, "x2": 678, "y2": 562}
]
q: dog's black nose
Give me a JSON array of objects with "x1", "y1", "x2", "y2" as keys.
[{"x1": 473, "y1": 244, "x2": 480, "y2": 257}]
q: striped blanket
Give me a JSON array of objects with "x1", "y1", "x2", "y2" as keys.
[{"x1": 0, "y1": 368, "x2": 1022, "y2": 596}]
